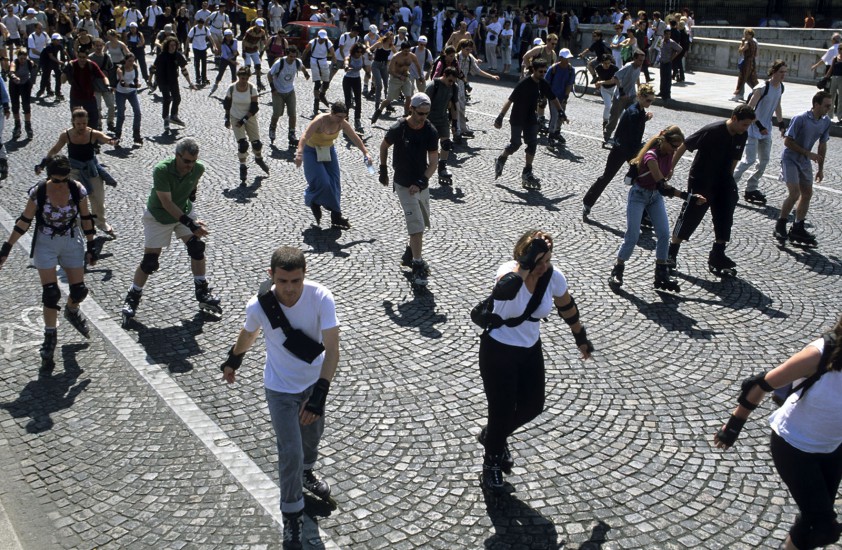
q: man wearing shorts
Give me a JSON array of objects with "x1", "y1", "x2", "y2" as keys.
[
  {"x1": 774, "y1": 90, "x2": 832, "y2": 246},
  {"x1": 669, "y1": 104, "x2": 755, "y2": 274},
  {"x1": 120, "y1": 138, "x2": 221, "y2": 326},
  {"x1": 268, "y1": 45, "x2": 309, "y2": 146},
  {"x1": 241, "y1": 18, "x2": 268, "y2": 90},
  {"x1": 302, "y1": 29, "x2": 334, "y2": 117},
  {"x1": 362, "y1": 25, "x2": 379, "y2": 97},
  {"x1": 371, "y1": 41, "x2": 420, "y2": 123},
  {"x1": 206, "y1": 4, "x2": 230, "y2": 50},
  {"x1": 378, "y1": 93, "x2": 439, "y2": 286},
  {"x1": 425, "y1": 67, "x2": 458, "y2": 185}
]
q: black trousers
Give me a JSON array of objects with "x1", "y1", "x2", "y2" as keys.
[
  {"x1": 343, "y1": 76, "x2": 362, "y2": 122},
  {"x1": 479, "y1": 333, "x2": 545, "y2": 455},
  {"x1": 193, "y1": 48, "x2": 208, "y2": 82},
  {"x1": 159, "y1": 83, "x2": 181, "y2": 119},
  {"x1": 659, "y1": 61, "x2": 672, "y2": 99},
  {"x1": 771, "y1": 431, "x2": 842, "y2": 550},
  {"x1": 672, "y1": 180, "x2": 738, "y2": 242},
  {"x1": 583, "y1": 145, "x2": 632, "y2": 208}
]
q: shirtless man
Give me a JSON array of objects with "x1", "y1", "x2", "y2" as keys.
[
  {"x1": 445, "y1": 20, "x2": 471, "y2": 50},
  {"x1": 241, "y1": 18, "x2": 268, "y2": 89},
  {"x1": 371, "y1": 41, "x2": 422, "y2": 122}
]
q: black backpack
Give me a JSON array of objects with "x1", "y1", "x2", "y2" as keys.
[
  {"x1": 471, "y1": 267, "x2": 553, "y2": 332},
  {"x1": 788, "y1": 332, "x2": 838, "y2": 400},
  {"x1": 28, "y1": 179, "x2": 84, "y2": 256}
]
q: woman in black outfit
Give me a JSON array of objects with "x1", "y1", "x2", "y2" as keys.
[{"x1": 477, "y1": 230, "x2": 593, "y2": 493}]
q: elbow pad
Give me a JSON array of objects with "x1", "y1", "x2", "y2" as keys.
[
  {"x1": 491, "y1": 272, "x2": 523, "y2": 300},
  {"x1": 738, "y1": 372, "x2": 774, "y2": 410},
  {"x1": 249, "y1": 101, "x2": 259, "y2": 115},
  {"x1": 222, "y1": 96, "x2": 232, "y2": 112}
]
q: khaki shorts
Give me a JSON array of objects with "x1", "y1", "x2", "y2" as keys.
[
  {"x1": 233, "y1": 115, "x2": 260, "y2": 142},
  {"x1": 142, "y1": 209, "x2": 197, "y2": 249},
  {"x1": 272, "y1": 90, "x2": 296, "y2": 118},
  {"x1": 395, "y1": 184, "x2": 430, "y2": 234},
  {"x1": 387, "y1": 75, "x2": 414, "y2": 102}
]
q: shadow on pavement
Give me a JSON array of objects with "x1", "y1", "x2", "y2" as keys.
[
  {"x1": 674, "y1": 272, "x2": 788, "y2": 318},
  {"x1": 578, "y1": 520, "x2": 612, "y2": 549},
  {"x1": 496, "y1": 184, "x2": 574, "y2": 212},
  {"x1": 584, "y1": 219, "x2": 657, "y2": 252},
  {"x1": 483, "y1": 487, "x2": 561, "y2": 549},
  {"x1": 612, "y1": 286, "x2": 717, "y2": 339},
  {"x1": 0, "y1": 343, "x2": 91, "y2": 433},
  {"x1": 383, "y1": 293, "x2": 446, "y2": 338},
  {"x1": 776, "y1": 242, "x2": 842, "y2": 275},
  {"x1": 222, "y1": 176, "x2": 266, "y2": 203},
  {"x1": 545, "y1": 144, "x2": 585, "y2": 163},
  {"x1": 134, "y1": 315, "x2": 208, "y2": 373},
  {"x1": 302, "y1": 226, "x2": 375, "y2": 258},
  {"x1": 429, "y1": 184, "x2": 467, "y2": 204}
]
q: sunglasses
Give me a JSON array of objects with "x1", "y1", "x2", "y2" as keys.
[{"x1": 413, "y1": 110, "x2": 430, "y2": 116}]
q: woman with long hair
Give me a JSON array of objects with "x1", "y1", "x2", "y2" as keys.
[{"x1": 114, "y1": 52, "x2": 143, "y2": 146}]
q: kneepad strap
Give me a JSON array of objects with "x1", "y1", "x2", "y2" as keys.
[
  {"x1": 186, "y1": 236, "x2": 206, "y2": 260},
  {"x1": 69, "y1": 282, "x2": 88, "y2": 303}
]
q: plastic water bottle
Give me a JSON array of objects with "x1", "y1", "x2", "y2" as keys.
[{"x1": 365, "y1": 157, "x2": 376, "y2": 176}]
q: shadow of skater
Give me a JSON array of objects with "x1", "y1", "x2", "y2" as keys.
[
  {"x1": 135, "y1": 315, "x2": 207, "y2": 373},
  {"x1": 612, "y1": 286, "x2": 717, "y2": 339},
  {"x1": 545, "y1": 144, "x2": 585, "y2": 163},
  {"x1": 495, "y1": 184, "x2": 573, "y2": 212},
  {"x1": 584, "y1": 218, "x2": 656, "y2": 252},
  {"x1": 301, "y1": 226, "x2": 375, "y2": 258},
  {"x1": 776, "y1": 242, "x2": 842, "y2": 276},
  {"x1": 222, "y1": 176, "x2": 265, "y2": 203},
  {"x1": 675, "y1": 271, "x2": 787, "y2": 318},
  {"x1": 429, "y1": 184, "x2": 467, "y2": 204},
  {"x1": 578, "y1": 520, "x2": 611, "y2": 549},
  {"x1": 383, "y1": 294, "x2": 447, "y2": 338},
  {"x1": 0, "y1": 343, "x2": 91, "y2": 433},
  {"x1": 483, "y1": 488, "x2": 560, "y2": 549}
]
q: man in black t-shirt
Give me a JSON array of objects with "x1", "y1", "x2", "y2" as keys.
[
  {"x1": 670, "y1": 104, "x2": 755, "y2": 276},
  {"x1": 492, "y1": 58, "x2": 567, "y2": 189},
  {"x1": 379, "y1": 93, "x2": 439, "y2": 287}
]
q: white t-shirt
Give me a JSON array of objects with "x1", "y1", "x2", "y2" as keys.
[
  {"x1": 821, "y1": 44, "x2": 840, "y2": 66},
  {"x1": 243, "y1": 281, "x2": 339, "y2": 394},
  {"x1": 269, "y1": 57, "x2": 301, "y2": 94},
  {"x1": 499, "y1": 28, "x2": 514, "y2": 48},
  {"x1": 188, "y1": 24, "x2": 209, "y2": 49},
  {"x1": 770, "y1": 337, "x2": 842, "y2": 454},
  {"x1": 488, "y1": 260, "x2": 569, "y2": 348},
  {"x1": 27, "y1": 31, "x2": 48, "y2": 58},
  {"x1": 398, "y1": 6, "x2": 411, "y2": 23},
  {"x1": 195, "y1": 8, "x2": 212, "y2": 23},
  {"x1": 337, "y1": 31, "x2": 357, "y2": 60},
  {"x1": 226, "y1": 81, "x2": 257, "y2": 119},
  {"x1": 485, "y1": 21, "x2": 502, "y2": 45},
  {"x1": 124, "y1": 8, "x2": 142, "y2": 26}
]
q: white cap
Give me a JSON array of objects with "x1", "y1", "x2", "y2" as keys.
[
  {"x1": 51, "y1": 33, "x2": 62, "y2": 40},
  {"x1": 224, "y1": 29, "x2": 233, "y2": 35},
  {"x1": 129, "y1": 21, "x2": 138, "y2": 28},
  {"x1": 398, "y1": 26, "x2": 407, "y2": 33},
  {"x1": 410, "y1": 92, "x2": 431, "y2": 108},
  {"x1": 255, "y1": 18, "x2": 264, "y2": 26},
  {"x1": 369, "y1": 24, "x2": 377, "y2": 33},
  {"x1": 559, "y1": 48, "x2": 573, "y2": 59},
  {"x1": 317, "y1": 29, "x2": 327, "y2": 38},
  {"x1": 418, "y1": 35, "x2": 428, "y2": 43},
  {"x1": 532, "y1": 37, "x2": 544, "y2": 45},
  {"x1": 27, "y1": 7, "x2": 36, "y2": 14}
]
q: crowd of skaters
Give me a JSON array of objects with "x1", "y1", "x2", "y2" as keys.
[{"x1": 0, "y1": 1, "x2": 840, "y2": 550}]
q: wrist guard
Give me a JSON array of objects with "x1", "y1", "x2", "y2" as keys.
[
  {"x1": 239, "y1": 116, "x2": 249, "y2": 126},
  {"x1": 495, "y1": 114, "x2": 503, "y2": 126},
  {"x1": 679, "y1": 191, "x2": 691, "y2": 201},
  {"x1": 248, "y1": 100, "x2": 259, "y2": 115},
  {"x1": 556, "y1": 295, "x2": 579, "y2": 326},
  {"x1": 573, "y1": 324, "x2": 593, "y2": 351},
  {"x1": 179, "y1": 214, "x2": 199, "y2": 233},
  {"x1": 656, "y1": 179, "x2": 670, "y2": 196},
  {"x1": 86, "y1": 240, "x2": 98, "y2": 262},
  {"x1": 754, "y1": 120, "x2": 766, "y2": 132},
  {"x1": 36, "y1": 157, "x2": 49, "y2": 171},
  {"x1": 716, "y1": 415, "x2": 746, "y2": 447},
  {"x1": 416, "y1": 175, "x2": 429, "y2": 189},
  {"x1": 304, "y1": 378, "x2": 330, "y2": 416},
  {"x1": 738, "y1": 372, "x2": 774, "y2": 410},
  {"x1": 0, "y1": 241, "x2": 11, "y2": 259},
  {"x1": 220, "y1": 345, "x2": 245, "y2": 372},
  {"x1": 379, "y1": 165, "x2": 389, "y2": 186},
  {"x1": 517, "y1": 237, "x2": 549, "y2": 270},
  {"x1": 14, "y1": 214, "x2": 32, "y2": 234},
  {"x1": 778, "y1": 120, "x2": 787, "y2": 132}
]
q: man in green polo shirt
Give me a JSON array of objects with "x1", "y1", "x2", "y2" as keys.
[{"x1": 120, "y1": 138, "x2": 222, "y2": 327}]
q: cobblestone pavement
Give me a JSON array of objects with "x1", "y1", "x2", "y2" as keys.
[{"x1": 1, "y1": 63, "x2": 842, "y2": 549}]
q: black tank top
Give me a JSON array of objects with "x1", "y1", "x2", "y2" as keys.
[
  {"x1": 66, "y1": 130, "x2": 96, "y2": 162},
  {"x1": 374, "y1": 47, "x2": 390, "y2": 62}
]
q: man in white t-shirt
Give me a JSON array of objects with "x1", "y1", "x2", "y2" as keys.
[
  {"x1": 485, "y1": 16, "x2": 503, "y2": 72},
  {"x1": 268, "y1": 45, "x2": 309, "y2": 145},
  {"x1": 268, "y1": 0, "x2": 284, "y2": 34},
  {"x1": 221, "y1": 246, "x2": 340, "y2": 550},
  {"x1": 811, "y1": 33, "x2": 841, "y2": 74}
]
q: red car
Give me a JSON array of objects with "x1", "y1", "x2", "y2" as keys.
[{"x1": 282, "y1": 21, "x2": 342, "y2": 52}]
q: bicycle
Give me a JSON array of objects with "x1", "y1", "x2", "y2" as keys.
[{"x1": 573, "y1": 53, "x2": 595, "y2": 98}]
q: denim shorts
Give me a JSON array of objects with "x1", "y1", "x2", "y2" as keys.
[{"x1": 33, "y1": 230, "x2": 85, "y2": 270}]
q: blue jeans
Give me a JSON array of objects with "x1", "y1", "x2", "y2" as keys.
[
  {"x1": 265, "y1": 385, "x2": 325, "y2": 514},
  {"x1": 115, "y1": 90, "x2": 142, "y2": 139},
  {"x1": 617, "y1": 183, "x2": 671, "y2": 261}
]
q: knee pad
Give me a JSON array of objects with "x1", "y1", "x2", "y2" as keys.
[
  {"x1": 42, "y1": 283, "x2": 61, "y2": 310},
  {"x1": 525, "y1": 141, "x2": 538, "y2": 155},
  {"x1": 440, "y1": 139, "x2": 453, "y2": 152},
  {"x1": 185, "y1": 236, "x2": 205, "y2": 260},
  {"x1": 69, "y1": 282, "x2": 89, "y2": 304},
  {"x1": 140, "y1": 252, "x2": 160, "y2": 274},
  {"x1": 251, "y1": 139, "x2": 263, "y2": 152},
  {"x1": 238, "y1": 138, "x2": 249, "y2": 154}
]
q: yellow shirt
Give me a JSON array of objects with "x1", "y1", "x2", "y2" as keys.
[
  {"x1": 306, "y1": 130, "x2": 340, "y2": 147},
  {"x1": 113, "y1": 5, "x2": 127, "y2": 28},
  {"x1": 241, "y1": 5, "x2": 258, "y2": 23}
]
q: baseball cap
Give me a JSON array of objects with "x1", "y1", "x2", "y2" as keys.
[
  {"x1": 163, "y1": 23, "x2": 173, "y2": 32},
  {"x1": 410, "y1": 92, "x2": 431, "y2": 108},
  {"x1": 418, "y1": 35, "x2": 428, "y2": 44},
  {"x1": 255, "y1": 18, "x2": 264, "y2": 26},
  {"x1": 27, "y1": 7, "x2": 36, "y2": 14},
  {"x1": 129, "y1": 21, "x2": 138, "y2": 28},
  {"x1": 398, "y1": 26, "x2": 407, "y2": 33},
  {"x1": 51, "y1": 33, "x2": 62, "y2": 40},
  {"x1": 369, "y1": 24, "x2": 378, "y2": 33},
  {"x1": 317, "y1": 29, "x2": 327, "y2": 38},
  {"x1": 224, "y1": 29, "x2": 233, "y2": 35},
  {"x1": 532, "y1": 37, "x2": 544, "y2": 46},
  {"x1": 559, "y1": 48, "x2": 573, "y2": 59}
]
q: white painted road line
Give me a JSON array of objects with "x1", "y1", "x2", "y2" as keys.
[{"x1": 0, "y1": 206, "x2": 342, "y2": 550}]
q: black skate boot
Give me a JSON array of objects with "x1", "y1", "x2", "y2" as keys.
[
  {"x1": 788, "y1": 221, "x2": 818, "y2": 247},
  {"x1": 121, "y1": 288, "x2": 142, "y2": 328},
  {"x1": 268, "y1": 126, "x2": 276, "y2": 143},
  {"x1": 774, "y1": 219, "x2": 788, "y2": 244},
  {"x1": 288, "y1": 131, "x2": 297, "y2": 150},
  {"x1": 654, "y1": 262, "x2": 681, "y2": 292},
  {"x1": 411, "y1": 259, "x2": 430, "y2": 287},
  {"x1": 282, "y1": 511, "x2": 303, "y2": 550},
  {"x1": 255, "y1": 157, "x2": 270, "y2": 175},
  {"x1": 195, "y1": 280, "x2": 222, "y2": 316},
  {"x1": 11, "y1": 120, "x2": 21, "y2": 140},
  {"x1": 0, "y1": 158, "x2": 7, "y2": 180},
  {"x1": 744, "y1": 189, "x2": 767, "y2": 205},
  {"x1": 477, "y1": 427, "x2": 513, "y2": 474},
  {"x1": 133, "y1": 132, "x2": 143, "y2": 146},
  {"x1": 400, "y1": 245, "x2": 413, "y2": 268},
  {"x1": 63, "y1": 306, "x2": 91, "y2": 338},
  {"x1": 310, "y1": 204, "x2": 322, "y2": 227},
  {"x1": 608, "y1": 263, "x2": 624, "y2": 288},
  {"x1": 481, "y1": 453, "x2": 505, "y2": 493},
  {"x1": 708, "y1": 243, "x2": 737, "y2": 277},
  {"x1": 239, "y1": 163, "x2": 248, "y2": 186},
  {"x1": 39, "y1": 331, "x2": 57, "y2": 377},
  {"x1": 330, "y1": 211, "x2": 351, "y2": 230},
  {"x1": 667, "y1": 242, "x2": 681, "y2": 276},
  {"x1": 437, "y1": 160, "x2": 452, "y2": 186},
  {"x1": 303, "y1": 469, "x2": 332, "y2": 501},
  {"x1": 354, "y1": 119, "x2": 364, "y2": 134},
  {"x1": 370, "y1": 107, "x2": 382, "y2": 123},
  {"x1": 25, "y1": 120, "x2": 33, "y2": 139},
  {"x1": 521, "y1": 169, "x2": 541, "y2": 190},
  {"x1": 494, "y1": 156, "x2": 506, "y2": 179},
  {"x1": 582, "y1": 203, "x2": 592, "y2": 222}
]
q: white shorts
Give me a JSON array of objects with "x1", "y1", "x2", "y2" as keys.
[
  {"x1": 142, "y1": 209, "x2": 197, "y2": 249},
  {"x1": 310, "y1": 58, "x2": 331, "y2": 82},
  {"x1": 243, "y1": 51, "x2": 262, "y2": 66}
]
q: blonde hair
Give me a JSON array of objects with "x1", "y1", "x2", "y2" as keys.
[{"x1": 632, "y1": 125, "x2": 684, "y2": 168}]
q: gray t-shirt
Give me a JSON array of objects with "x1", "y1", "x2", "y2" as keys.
[
  {"x1": 748, "y1": 81, "x2": 783, "y2": 140},
  {"x1": 612, "y1": 61, "x2": 641, "y2": 99},
  {"x1": 269, "y1": 57, "x2": 301, "y2": 94}
]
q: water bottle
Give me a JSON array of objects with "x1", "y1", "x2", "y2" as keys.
[{"x1": 365, "y1": 157, "x2": 376, "y2": 176}]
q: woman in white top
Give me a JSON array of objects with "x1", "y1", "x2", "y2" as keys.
[
  {"x1": 714, "y1": 315, "x2": 842, "y2": 550},
  {"x1": 114, "y1": 52, "x2": 143, "y2": 145},
  {"x1": 223, "y1": 67, "x2": 270, "y2": 185},
  {"x1": 477, "y1": 230, "x2": 592, "y2": 493}
]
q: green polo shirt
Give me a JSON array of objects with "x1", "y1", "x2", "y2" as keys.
[{"x1": 147, "y1": 157, "x2": 206, "y2": 224}]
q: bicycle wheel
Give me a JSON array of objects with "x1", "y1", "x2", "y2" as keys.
[{"x1": 573, "y1": 69, "x2": 589, "y2": 98}]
